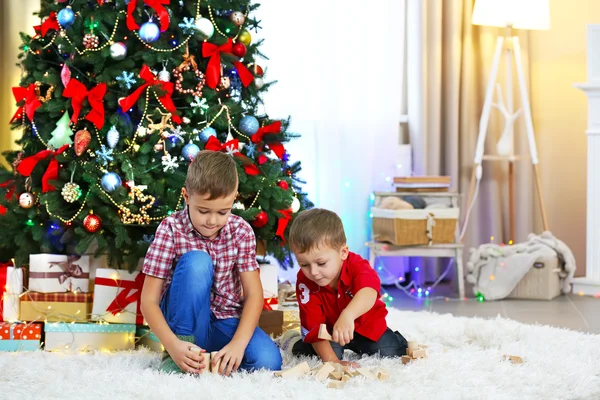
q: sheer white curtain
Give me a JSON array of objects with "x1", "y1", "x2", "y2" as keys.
[{"x1": 257, "y1": 0, "x2": 407, "y2": 270}]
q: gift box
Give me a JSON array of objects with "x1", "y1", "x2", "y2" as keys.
[
  {"x1": 44, "y1": 322, "x2": 136, "y2": 352},
  {"x1": 259, "y1": 309, "x2": 283, "y2": 337},
  {"x1": 1, "y1": 264, "x2": 24, "y2": 322},
  {"x1": 29, "y1": 254, "x2": 90, "y2": 293},
  {"x1": 0, "y1": 322, "x2": 42, "y2": 351},
  {"x1": 280, "y1": 305, "x2": 300, "y2": 333},
  {"x1": 92, "y1": 268, "x2": 145, "y2": 324},
  {"x1": 136, "y1": 327, "x2": 164, "y2": 352},
  {"x1": 259, "y1": 262, "x2": 279, "y2": 310},
  {"x1": 20, "y1": 292, "x2": 92, "y2": 323}
]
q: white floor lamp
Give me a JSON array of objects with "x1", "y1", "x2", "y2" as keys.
[{"x1": 463, "y1": 0, "x2": 551, "y2": 242}]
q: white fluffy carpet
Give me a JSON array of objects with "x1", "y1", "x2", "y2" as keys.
[{"x1": 2, "y1": 308, "x2": 600, "y2": 400}]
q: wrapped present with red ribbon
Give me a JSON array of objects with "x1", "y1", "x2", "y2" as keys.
[
  {"x1": 258, "y1": 310, "x2": 283, "y2": 338},
  {"x1": 0, "y1": 262, "x2": 24, "y2": 322},
  {"x1": 92, "y1": 268, "x2": 146, "y2": 325},
  {"x1": 259, "y1": 262, "x2": 279, "y2": 310},
  {"x1": 0, "y1": 322, "x2": 42, "y2": 352},
  {"x1": 20, "y1": 292, "x2": 93, "y2": 323}
]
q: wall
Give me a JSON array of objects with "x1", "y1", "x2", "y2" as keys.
[{"x1": 529, "y1": 0, "x2": 600, "y2": 276}]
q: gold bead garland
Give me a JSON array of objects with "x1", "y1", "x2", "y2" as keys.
[
  {"x1": 44, "y1": 191, "x2": 90, "y2": 224},
  {"x1": 207, "y1": 5, "x2": 249, "y2": 40},
  {"x1": 61, "y1": 11, "x2": 123, "y2": 56}
]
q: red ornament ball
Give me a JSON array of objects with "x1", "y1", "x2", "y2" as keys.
[
  {"x1": 232, "y1": 42, "x2": 247, "y2": 58},
  {"x1": 83, "y1": 213, "x2": 102, "y2": 233},
  {"x1": 277, "y1": 180, "x2": 289, "y2": 190},
  {"x1": 252, "y1": 210, "x2": 268, "y2": 228},
  {"x1": 258, "y1": 154, "x2": 268, "y2": 165},
  {"x1": 248, "y1": 63, "x2": 264, "y2": 76}
]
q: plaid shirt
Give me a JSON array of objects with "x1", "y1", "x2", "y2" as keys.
[{"x1": 142, "y1": 207, "x2": 259, "y2": 319}]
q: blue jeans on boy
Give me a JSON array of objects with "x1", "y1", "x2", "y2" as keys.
[{"x1": 160, "y1": 251, "x2": 282, "y2": 371}]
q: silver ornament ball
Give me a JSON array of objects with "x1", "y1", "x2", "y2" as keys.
[
  {"x1": 110, "y1": 42, "x2": 127, "y2": 60},
  {"x1": 229, "y1": 11, "x2": 246, "y2": 27},
  {"x1": 291, "y1": 197, "x2": 301, "y2": 213},
  {"x1": 158, "y1": 67, "x2": 171, "y2": 82},
  {"x1": 19, "y1": 192, "x2": 35, "y2": 209},
  {"x1": 101, "y1": 172, "x2": 122, "y2": 193},
  {"x1": 254, "y1": 77, "x2": 265, "y2": 89},
  {"x1": 139, "y1": 21, "x2": 160, "y2": 43}
]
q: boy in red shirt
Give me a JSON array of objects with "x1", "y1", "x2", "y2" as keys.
[{"x1": 278, "y1": 208, "x2": 407, "y2": 367}]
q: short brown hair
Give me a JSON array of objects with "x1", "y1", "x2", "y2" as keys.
[
  {"x1": 185, "y1": 150, "x2": 238, "y2": 199},
  {"x1": 289, "y1": 208, "x2": 347, "y2": 253}
]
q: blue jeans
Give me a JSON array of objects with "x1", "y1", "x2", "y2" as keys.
[{"x1": 160, "y1": 251, "x2": 282, "y2": 371}]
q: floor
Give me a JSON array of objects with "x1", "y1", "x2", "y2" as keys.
[{"x1": 386, "y1": 282, "x2": 600, "y2": 334}]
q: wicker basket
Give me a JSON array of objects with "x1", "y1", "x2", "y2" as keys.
[
  {"x1": 371, "y1": 207, "x2": 459, "y2": 246},
  {"x1": 507, "y1": 255, "x2": 562, "y2": 300}
]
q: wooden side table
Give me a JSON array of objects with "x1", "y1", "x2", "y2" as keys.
[{"x1": 368, "y1": 192, "x2": 465, "y2": 299}]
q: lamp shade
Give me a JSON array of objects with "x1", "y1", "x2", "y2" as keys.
[{"x1": 472, "y1": 0, "x2": 550, "y2": 30}]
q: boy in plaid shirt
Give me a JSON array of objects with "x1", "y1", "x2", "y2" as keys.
[{"x1": 141, "y1": 151, "x2": 282, "y2": 375}]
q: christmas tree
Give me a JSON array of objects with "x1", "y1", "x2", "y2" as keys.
[{"x1": 0, "y1": 0, "x2": 312, "y2": 269}]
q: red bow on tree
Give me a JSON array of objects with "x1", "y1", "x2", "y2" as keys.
[
  {"x1": 63, "y1": 79, "x2": 107, "y2": 130},
  {"x1": 127, "y1": 0, "x2": 170, "y2": 32},
  {"x1": 203, "y1": 39, "x2": 233, "y2": 89},
  {"x1": 33, "y1": 12, "x2": 59, "y2": 37},
  {"x1": 0, "y1": 180, "x2": 15, "y2": 217},
  {"x1": 276, "y1": 209, "x2": 293, "y2": 244},
  {"x1": 205, "y1": 136, "x2": 261, "y2": 176},
  {"x1": 252, "y1": 121, "x2": 281, "y2": 143},
  {"x1": 232, "y1": 61, "x2": 255, "y2": 88},
  {"x1": 10, "y1": 84, "x2": 41, "y2": 123},
  {"x1": 16, "y1": 145, "x2": 69, "y2": 193},
  {"x1": 119, "y1": 65, "x2": 181, "y2": 124}
]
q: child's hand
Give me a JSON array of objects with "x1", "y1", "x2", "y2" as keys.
[
  {"x1": 332, "y1": 311, "x2": 355, "y2": 346},
  {"x1": 213, "y1": 339, "x2": 246, "y2": 376},
  {"x1": 166, "y1": 339, "x2": 208, "y2": 374}
]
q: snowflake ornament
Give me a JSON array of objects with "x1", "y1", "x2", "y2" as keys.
[
  {"x1": 191, "y1": 96, "x2": 208, "y2": 114},
  {"x1": 137, "y1": 234, "x2": 155, "y2": 244},
  {"x1": 178, "y1": 17, "x2": 197, "y2": 34},
  {"x1": 95, "y1": 145, "x2": 114, "y2": 166},
  {"x1": 244, "y1": 142, "x2": 257, "y2": 158},
  {"x1": 225, "y1": 143, "x2": 239, "y2": 157},
  {"x1": 116, "y1": 71, "x2": 136, "y2": 89},
  {"x1": 161, "y1": 153, "x2": 180, "y2": 172}
]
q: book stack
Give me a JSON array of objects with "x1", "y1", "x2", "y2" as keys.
[{"x1": 393, "y1": 176, "x2": 451, "y2": 192}]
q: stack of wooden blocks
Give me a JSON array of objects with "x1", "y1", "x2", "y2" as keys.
[
  {"x1": 401, "y1": 341, "x2": 429, "y2": 364},
  {"x1": 273, "y1": 361, "x2": 389, "y2": 389}
]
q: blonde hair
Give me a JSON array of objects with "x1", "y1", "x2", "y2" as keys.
[
  {"x1": 185, "y1": 150, "x2": 238, "y2": 199},
  {"x1": 289, "y1": 208, "x2": 347, "y2": 253}
]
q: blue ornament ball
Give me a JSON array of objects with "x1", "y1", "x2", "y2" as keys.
[
  {"x1": 101, "y1": 172, "x2": 122, "y2": 193},
  {"x1": 239, "y1": 116, "x2": 259, "y2": 136},
  {"x1": 57, "y1": 7, "x2": 76, "y2": 28},
  {"x1": 199, "y1": 127, "x2": 217, "y2": 141},
  {"x1": 139, "y1": 21, "x2": 160, "y2": 43},
  {"x1": 182, "y1": 143, "x2": 201, "y2": 161}
]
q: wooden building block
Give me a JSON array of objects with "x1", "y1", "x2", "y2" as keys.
[
  {"x1": 342, "y1": 374, "x2": 352, "y2": 382},
  {"x1": 412, "y1": 348, "x2": 428, "y2": 359},
  {"x1": 280, "y1": 361, "x2": 311, "y2": 379},
  {"x1": 407, "y1": 341, "x2": 418, "y2": 357},
  {"x1": 356, "y1": 368, "x2": 377, "y2": 380},
  {"x1": 328, "y1": 381, "x2": 345, "y2": 389},
  {"x1": 211, "y1": 351, "x2": 221, "y2": 374},
  {"x1": 402, "y1": 355, "x2": 412, "y2": 365},
  {"x1": 504, "y1": 355, "x2": 524, "y2": 364},
  {"x1": 329, "y1": 371, "x2": 343, "y2": 380},
  {"x1": 200, "y1": 352, "x2": 211, "y2": 374},
  {"x1": 318, "y1": 324, "x2": 333, "y2": 341},
  {"x1": 315, "y1": 363, "x2": 336, "y2": 381},
  {"x1": 376, "y1": 368, "x2": 390, "y2": 381}
]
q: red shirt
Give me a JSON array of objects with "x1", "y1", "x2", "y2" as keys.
[
  {"x1": 296, "y1": 252, "x2": 388, "y2": 343},
  {"x1": 142, "y1": 207, "x2": 259, "y2": 319}
]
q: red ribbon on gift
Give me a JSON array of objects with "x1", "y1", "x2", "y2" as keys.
[
  {"x1": 252, "y1": 121, "x2": 281, "y2": 144},
  {"x1": 16, "y1": 145, "x2": 69, "y2": 193},
  {"x1": 232, "y1": 61, "x2": 255, "y2": 88},
  {"x1": 127, "y1": 0, "x2": 170, "y2": 32},
  {"x1": 33, "y1": 12, "x2": 59, "y2": 37},
  {"x1": 119, "y1": 65, "x2": 181, "y2": 124},
  {"x1": 63, "y1": 79, "x2": 107, "y2": 130},
  {"x1": 276, "y1": 209, "x2": 293, "y2": 244},
  {"x1": 11, "y1": 84, "x2": 41, "y2": 123},
  {"x1": 95, "y1": 273, "x2": 146, "y2": 325},
  {"x1": 202, "y1": 39, "x2": 233, "y2": 89},
  {"x1": 263, "y1": 296, "x2": 279, "y2": 311}
]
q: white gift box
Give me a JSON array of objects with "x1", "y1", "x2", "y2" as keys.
[
  {"x1": 44, "y1": 322, "x2": 136, "y2": 352},
  {"x1": 92, "y1": 268, "x2": 145, "y2": 324},
  {"x1": 1, "y1": 266, "x2": 24, "y2": 321},
  {"x1": 259, "y1": 263, "x2": 279, "y2": 310},
  {"x1": 29, "y1": 254, "x2": 90, "y2": 293}
]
